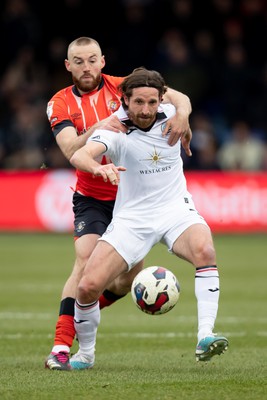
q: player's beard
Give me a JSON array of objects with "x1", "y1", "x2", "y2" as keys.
[
  {"x1": 73, "y1": 72, "x2": 102, "y2": 93},
  {"x1": 128, "y1": 112, "x2": 156, "y2": 129}
]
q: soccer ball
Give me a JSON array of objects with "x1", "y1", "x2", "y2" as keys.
[{"x1": 131, "y1": 266, "x2": 180, "y2": 315}]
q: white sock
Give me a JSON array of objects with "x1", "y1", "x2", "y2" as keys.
[
  {"x1": 195, "y1": 265, "x2": 220, "y2": 342},
  {"x1": 74, "y1": 300, "x2": 100, "y2": 356},
  {"x1": 52, "y1": 345, "x2": 70, "y2": 354}
]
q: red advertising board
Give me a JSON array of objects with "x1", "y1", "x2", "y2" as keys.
[
  {"x1": 0, "y1": 170, "x2": 76, "y2": 232},
  {"x1": 186, "y1": 171, "x2": 267, "y2": 233},
  {"x1": 0, "y1": 170, "x2": 266, "y2": 233}
]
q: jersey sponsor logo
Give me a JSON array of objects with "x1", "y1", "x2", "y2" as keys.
[
  {"x1": 139, "y1": 166, "x2": 171, "y2": 174},
  {"x1": 139, "y1": 146, "x2": 172, "y2": 174},
  {"x1": 46, "y1": 101, "x2": 54, "y2": 120},
  {"x1": 71, "y1": 112, "x2": 82, "y2": 121},
  {"x1": 139, "y1": 146, "x2": 164, "y2": 165}
]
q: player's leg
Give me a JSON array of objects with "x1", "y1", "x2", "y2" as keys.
[
  {"x1": 45, "y1": 233, "x2": 99, "y2": 371},
  {"x1": 71, "y1": 217, "x2": 154, "y2": 370},
  {"x1": 102, "y1": 259, "x2": 144, "y2": 307},
  {"x1": 45, "y1": 194, "x2": 117, "y2": 371},
  {"x1": 172, "y1": 223, "x2": 228, "y2": 361},
  {"x1": 70, "y1": 241, "x2": 128, "y2": 370},
  {"x1": 45, "y1": 194, "x2": 143, "y2": 370}
]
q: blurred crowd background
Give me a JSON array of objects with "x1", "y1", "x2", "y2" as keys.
[{"x1": 0, "y1": 0, "x2": 267, "y2": 171}]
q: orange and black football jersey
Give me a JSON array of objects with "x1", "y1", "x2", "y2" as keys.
[{"x1": 47, "y1": 74, "x2": 124, "y2": 200}]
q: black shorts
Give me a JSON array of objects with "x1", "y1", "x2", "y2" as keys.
[{"x1": 72, "y1": 192, "x2": 115, "y2": 238}]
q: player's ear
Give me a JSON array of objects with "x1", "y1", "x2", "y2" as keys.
[
  {"x1": 123, "y1": 95, "x2": 129, "y2": 106},
  {"x1": 101, "y1": 55, "x2": 106, "y2": 69},
  {"x1": 65, "y1": 59, "x2": 71, "y2": 72}
]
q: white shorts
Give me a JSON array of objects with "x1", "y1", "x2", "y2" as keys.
[{"x1": 99, "y1": 195, "x2": 208, "y2": 270}]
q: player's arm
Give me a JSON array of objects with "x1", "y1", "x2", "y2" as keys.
[
  {"x1": 55, "y1": 115, "x2": 128, "y2": 160},
  {"x1": 162, "y1": 88, "x2": 192, "y2": 155},
  {"x1": 70, "y1": 141, "x2": 126, "y2": 185}
]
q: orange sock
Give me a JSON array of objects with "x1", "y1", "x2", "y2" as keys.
[
  {"x1": 53, "y1": 293, "x2": 126, "y2": 347},
  {"x1": 54, "y1": 314, "x2": 76, "y2": 348}
]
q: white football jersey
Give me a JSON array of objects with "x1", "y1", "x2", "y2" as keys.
[{"x1": 88, "y1": 104, "x2": 188, "y2": 218}]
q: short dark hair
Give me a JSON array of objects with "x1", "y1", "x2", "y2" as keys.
[
  {"x1": 67, "y1": 37, "x2": 101, "y2": 58},
  {"x1": 118, "y1": 67, "x2": 167, "y2": 104}
]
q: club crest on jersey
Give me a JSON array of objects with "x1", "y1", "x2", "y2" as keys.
[
  {"x1": 161, "y1": 122, "x2": 171, "y2": 134},
  {"x1": 108, "y1": 100, "x2": 120, "y2": 112},
  {"x1": 76, "y1": 221, "x2": 86, "y2": 232}
]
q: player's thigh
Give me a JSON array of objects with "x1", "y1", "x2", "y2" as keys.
[
  {"x1": 83, "y1": 241, "x2": 128, "y2": 292},
  {"x1": 172, "y1": 224, "x2": 216, "y2": 266},
  {"x1": 74, "y1": 233, "x2": 100, "y2": 265}
]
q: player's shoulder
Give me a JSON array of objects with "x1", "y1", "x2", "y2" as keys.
[
  {"x1": 160, "y1": 103, "x2": 176, "y2": 116},
  {"x1": 158, "y1": 103, "x2": 176, "y2": 120},
  {"x1": 48, "y1": 85, "x2": 74, "y2": 102},
  {"x1": 89, "y1": 129, "x2": 121, "y2": 146},
  {"x1": 102, "y1": 74, "x2": 125, "y2": 87}
]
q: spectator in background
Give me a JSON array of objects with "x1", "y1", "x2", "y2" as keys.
[
  {"x1": 0, "y1": 45, "x2": 48, "y2": 101},
  {"x1": 192, "y1": 29, "x2": 220, "y2": 114},
  {"x1": 240, "y1": 0, "x2": 267, "y2": 68},
  {"x1": 114, "y1": 1, "x2": 155, "y2": 75},
  {"x1": 217, "y1": 42, "x2": 252, "y2": 124},
  {"x1": 183, "y1": 112, "x2": 221, "y2": 171},
  {"x1": 166, "y1": 0, "x2": 196, "y2": 42},
  {"x1": 0, "y1": 128, "x2": 7, "y2": 168},
  {"x1": 217, "y1": 120, "x2": 265, "y2": 170},
  {"x1": 45, "y1": 37, "x2": 70, "y2": 95},
  {"x1": 0, "y1": 45, "x2": 54, "y2": 169},
  {"x1": 2, "y1": 101, "x2": 56, "y2": 169},
  {"x1": 0, "y1": 0, "x2": 267, "y2": 171},
  {"x1": 0, "y1": 0, "x2": 42, "y2": 75},
  {"x1": 248, "y1": 62, "x2": 267, "y2": 134},
  {"x1": 261, "y1": 143, "x2": 267, "y2": 171},
  {"x1": 152, "y1": 28, "x2": 209, "y2": 109}
]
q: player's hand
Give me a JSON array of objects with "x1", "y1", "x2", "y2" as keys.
[
  {"x1": 93, "y1": 163, "x2": 126, "y2": 185},
  {"x1": 181, "y1": 128, "x2": 192, "y2": 157},
  {"x1": 162, "y1": 113, "x2": 190, "y2": 147},
  {"x1": 93, "y1": 115, "x2": 128, "y2": 133}
]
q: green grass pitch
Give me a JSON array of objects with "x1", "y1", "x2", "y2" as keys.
[{"x1": 0, "y1": 233, "x2": 266, "y2": 400}]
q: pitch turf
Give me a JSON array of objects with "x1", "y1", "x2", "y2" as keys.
[{"x1": 0, "y1": 233, "x2": 266, "y2": 400}]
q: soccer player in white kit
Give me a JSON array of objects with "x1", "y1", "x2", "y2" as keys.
[{"x1": 69, "y1": 67, "x2": 229, "y2": 369}]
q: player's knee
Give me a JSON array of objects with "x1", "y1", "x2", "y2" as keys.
[
  {"x1": 195, "y1": 243, "x2": 216, "y2": 265},
  {"x1": 78, "y1": 278, "x2": 101, "y2": 303}
]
